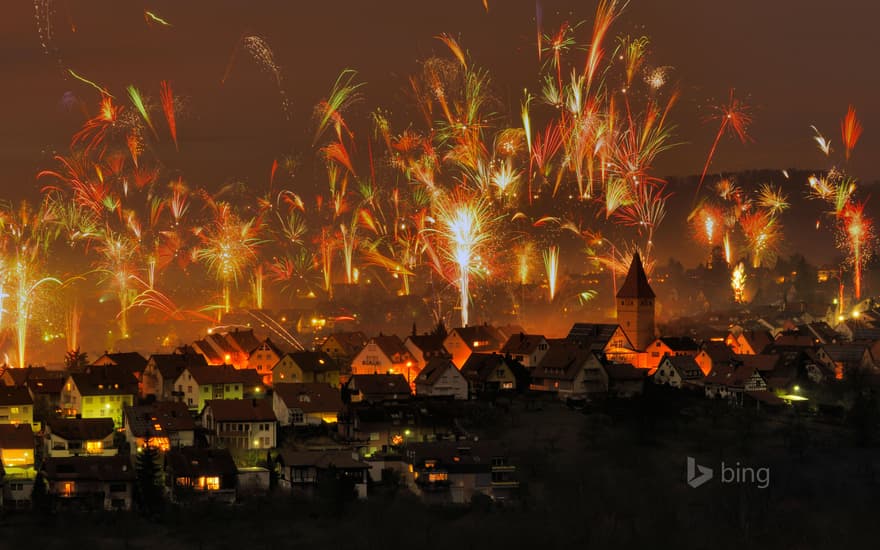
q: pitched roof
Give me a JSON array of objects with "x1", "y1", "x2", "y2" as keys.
[
  {"x1": 274, "y1": 383, "x2": 343, "y2": 414},
  {"x1": 93, "y1": 352, "x2": 147, "y2": 371},
  {"x1": 566, "y1": 324, "x2": 624, "y2": 350},
  {"x1": 773, "y1": 331, "x2": 818, "y2": 348},
  {"x1": 70, "y1": 367, "x2": 138, "y2": 396},
  {"x1": 279, "y1": 351, "x2": 337, "y2": 374},
  {"x1": 500, "y1": 333, "x2": 547, "y2": 355},
  {"x1": 616, "y1": 253, "x2": 655, "y2": 299},
  {"x1": 406, "y1": 441, "x2": 509, "y2": 473},
  {"x1": 0, "y1": 385, "x2": 34, "y2": 406},
  {"x1": 27, "y1": 376, "x2": 65, "y2": 395},
  {"x1": 660, "y1": 355, "x2": 704, "y2": 380},
  {"x1": 416, "y1": 359, "x2": 460, "y2": 386},
  {"x1": 738, "y1": 330, "x2": 774, "y2": 354},
  {"x1": 371, "y1": 334, "x2": 410, "y2": 359},
  {"x1": 461, "y1": 353, "x2": 509, "y2": 381},
  {"x1": 224, "y1": 329, "x2": 262, "y2": 355},
  {"x1": 192, "y1": 339, "x2": 224, "y2": 364},
  {"x1": 2, "y1": 366, "x2": 64, "y2": 387},
  {"x1": 604, "y1": 361, "x2": 648, "y2": 381},
  {"x1": 184, "y1": 365, "x2": 257, "y2": 386},
  {"x1": 0, "y1": 423, "x2": 34, "y2": 450},
  {"x1": 701, "y1": 341, "x2": 734, "y2": 364},
  {"x1": 165, "y1": 447, "x2": 237, "y2": 477},
  {"x1": 347, "y1": 374, "x2": 411, "y2": 399},
  {"x1": 278, "y1": 449, "x2": 369, "y2": 470},
  {"x1": 449, "y1": 325, "x2": 503, "y2": 350},
  {"x1": 532, "y1": 342, "x2": 593, "y2": 381},
  {"x1": 822, "y1": 344, "x2": 868, "y2": 363},
  {"x1": 42, "y1": 455, "x2": 135, "y2": 481},
  {"x1": 203, "y1": 398, "x2": 276, "y2": 422},
  {"x1": 148, "y1": 352, "x2": 208, "y2": 380},
  {"x1": 406, "y1": 334, "x2": 450, "y2": 357},
  {"x1": 321, "y1": 331, "x2": 368, "y2": 356},
  {"x1": 734, "y1": 353, "x2": 781, "y2": 372},
  {"x1": 46, "y1": 417, "x2": 115, "y2": 441},
  {"x1": 124, "y1": 402, "x2": 195, "y2": 437},
  {"x1": 657, "y1": 337, "x2": 700, "y2": 352},
  {"x1": 249, "y1": 337, "x2": 285, "y2": 358}
]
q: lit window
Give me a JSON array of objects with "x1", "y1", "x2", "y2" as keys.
[
  {"x1": 427, "y1": 472, "x2": 448, "y2": 482},
  {"x1": 10, "y1": 407, "x2": 19, "y2": 414},
  {"x1": 62, "y1": 482, "x2": 75, "y2": 497},
  {"x1": 86, "y1": 441, "x2": 104, "y2": 454}
]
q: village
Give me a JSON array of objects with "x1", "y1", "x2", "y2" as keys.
[{"x1": 0, "y1": 254, "x2": 878, "y2": 517}]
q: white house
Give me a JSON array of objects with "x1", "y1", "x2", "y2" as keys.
[
  {"x1": 200, "y1": 399, "x2": 277, "y2": 450},
  {"x1": 414, "y1": 359, "x2": 468, "y2": 400}
]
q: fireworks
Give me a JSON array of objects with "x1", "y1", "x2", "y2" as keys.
[
  {"x1": 543, "y1": 246, "x2": 559, "y2": 301},
  {"x1": 697, "y1": 89, "x2": 752, "y2": 197},
  {"x1": 431, "y1": 191, "x2": 495, "y2": 327},
  {"x1": 731, "y1": 262, "x2": 746, "y2": 303},
  {"x1": 840, "y1": 105, "x2": 863, "y2": 162}
]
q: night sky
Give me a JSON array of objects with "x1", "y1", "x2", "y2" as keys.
[{"x1": 2, "y1": 0, "x2": 879, "y2": 262}]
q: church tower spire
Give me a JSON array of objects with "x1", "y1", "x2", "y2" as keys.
[{"x1": 616, "y1": 253, "x2": 656, "y2": 351}]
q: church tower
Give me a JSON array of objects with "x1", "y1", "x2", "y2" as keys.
[{"x1": 616, "y1": 253, "x2": 656, "y2": 351}]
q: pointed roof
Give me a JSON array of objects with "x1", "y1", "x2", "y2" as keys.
[{"x1": 616, "y1": 253, "x2": 655, "y2": 299}]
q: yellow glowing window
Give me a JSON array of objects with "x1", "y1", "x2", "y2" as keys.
[
  {"x1": 10, "y1": 407, "x2": 19, "y2": 414},
  {"x1": 197, "y1": 476, "x2": 221, "y2": 490},
  {"x1": 86, "y1": 441, "x2": 103, "y2": 454},
  {"x1": 62, "y1": 482, "x2": 74, "y2": 497},
  {"x1": 427, "y1": 472, "x2": 448, "y2": 482}
]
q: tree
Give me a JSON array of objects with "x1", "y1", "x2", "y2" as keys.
[
  {"x1": 63, "y1": 347, "x2": 88, "y2": 370},
  {"x1": 31, "y1": 471, "x2": 51, "y2": 515},
  {"x1": 135, "y1": 443, "x2": 164, "y2": 515}
]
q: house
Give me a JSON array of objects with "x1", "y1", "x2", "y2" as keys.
[
  {"x1": 41, "y1": 455, "x2": 136, "y2": 511},
  {"x1": 173, "y1": 365, "x2": 265, "y2": 412},
  {"x1": 704, "y1": 365, "x2": 768, "y2": 403},
  {"x1": 193, "y1": 328, "x2": 262, "y2": 368},
  {"x1": 350, "y1": 334, "x2": 418, "y2": 384},
  {"x1": 404, "y1": 333, "x2": 451, "y2": 370},
  {"x1": 694, "y1": 341, "x2": 734, "y2": 376},
  {"x1": 1, "y1": 366, "x2": 61, "y2": 387},
  {"x1": 499, "y1": 333, "x2": 549, "y2": 369},
  {"x1": 60, "y1": 367, "x2": 138, "y2": 427},
  {"x1": 141, "y1": 351, "x2": 208, "y2": 400},
  {"x1": 164, "y1": 447, "x2": 237, "y2": 504},
  {"x1": 580, "y1": 355, "x2": 646, "y2": 397},
  {"x1": 200, "y1": 399, "x2": 277, "y2": 451},
  {"x1": 414, "y1": 359, "x2": 468, "y2": 400},
  {"x1": 276, "y1": 449, "x2": 370, "y2": 499},
  {"x1": 26, "y1": 376, "x2": 65, "y2": 416},
  {"x1": 271, "y1": 351, "x2": 340, "y2": 387},
  {"x1": 566, "y1": 323, "x2": 638, "y2": 366},
  {"x1": 404, "y1": 441, "x2": 518, "y2": 504},
  {"x1": 44, "y1": 418, "x2": 116, "y2": 458},
  {"x1": 725, "y1": 330, "x2": 773, "y2": 356},
  {"x1": 0, "y1": 424, "x2": 35, "y2": 472},
  {"x1": 530, "y1": 341, "x2": 595, "y2": 398},
  {"x1": 273, "y1": 383, "x2": 343, "y2": 427},
  {"x1": 0, "y1": 386, "x2": 35, "y2": 430},
  {"x1": 816, "y1": 343, "x2": 873, "y2": 379},
  {"x1": 653, "y1": 355, "x2": 705, "y2": 388},
  {"x1": 603, "y1": 362, "x2": 647, "y2": 397},
  {"x1": 645, "y1": 336, "x2": 700, "y2": 369},
  {"x1": 460, "y1": 353, "x2": 526, "y2": 396},
  {"x1": 91, "y1": 351, "x2": 148, "y2": 374},
  {"x1": 344, "y1": 374, "x2": 411, "y2": 403},
  {"x1": 320, "y1": 331, "x2": 368, "y2": 370},
  {"x1": 123, "y1": 401, "x2": 196, "y2": 453},
  {"x1": 443, "y1": 325, "x2": 504, "y2": 368},
  {"x1": 337, "y1": 402, "x2": 459, "y2": 453},
  {"x1": 248, "y1": 338, "x2": 286, "y2": 386}
]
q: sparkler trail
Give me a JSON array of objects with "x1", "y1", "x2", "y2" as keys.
[
  {"x1": 543, "y1": 245, "x2": 559, "y2": 301},
  {"x1": 840, "y1": 105, "x2": 863, "y2": 162},
  {"x1": 697, "y1": 89, "x2": 752, "y2": 198}
]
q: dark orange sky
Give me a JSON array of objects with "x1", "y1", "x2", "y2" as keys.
[{"x1": 1, "y1": 0, "x2": 878, "y2": 203}]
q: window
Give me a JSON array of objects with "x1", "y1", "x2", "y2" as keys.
[
  {"x1": 197, "y1": 476, "x2": 221, "y2": 490},
  {"x1": 427, "y1": 472, "x2": 448, "y2": 482},
  {"x1": 109, "y1": 483, "x2": 126, "y2": 493},
  {"x1": 86, "y1": 441, "x2": 104, "y2": 454},
  {"x1": 61, "y1": 482, "x2": 75, "y2": 497},
  {"x1": 291, "y1": 409, "x2": 304, "y2": 424},
  {"x1": 187, "y1": 386, "x2": 192, "y2": 393},
  {"x1": 10, "y1": 406, "x2": 20, "y2": 414}
]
